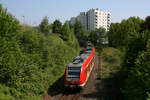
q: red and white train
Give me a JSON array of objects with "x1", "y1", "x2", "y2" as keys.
[{"x1": 64, "y1": 43, "x2": 95, "y2": 87}]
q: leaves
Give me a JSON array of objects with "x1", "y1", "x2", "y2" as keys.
[
  {"x1": 108, "y1": 17, "x2": 144, "y2": 47},
  {"x1": 88, "y1": 27, "x2": 106, "y2": 47},
  {"x1": 0, "y1": 4, "x2": 80, "y2": 100},
  {"x1": 52, "y1": 19, "x2": 62, "y2": 33},
  {"x1": 39, "y1": 16, "x2": 51, "y2": 35},
  {"x1": 107, "y1": 15, "x2": 150, "y2": 100}
]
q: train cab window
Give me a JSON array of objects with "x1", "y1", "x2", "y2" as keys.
[
  {"x1": 68, "y1": 72, "x2": 80, "y2": 77},
  {"x1": 68, "y1": 67, "x2": 80, "y2": 70},
  {"x1": 67, "y1": 67, "x2": 81, "y2": 78}
]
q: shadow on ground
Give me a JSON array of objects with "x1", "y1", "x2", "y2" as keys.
[
  {"x1": 47, "y1": 74, "x2": 81, "y2": 97},
  {"x1": 47, "y1": 74, "x2": 65, "y2": 96},
  {"x1": 83, "y1": 72, "x2": 123, "y2": 100}
]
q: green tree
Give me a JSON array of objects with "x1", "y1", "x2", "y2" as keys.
[
  {"x1": 88, "y1": 28, "x2": 106, "y2": 47},
  {"x1": 108, "y1": 17, "x2": 144, "y2": 47},
  {"x1": 52, "y1": 19, "x2": 62, "y2": 33},
  {"x1": 39, "y1": 16, "x2": 51, "y2": 35},
  {"x1": 0, "y1": 4, "x2": 22, "y2": 84},
  {"x1": 77, "y1": 29, "x2": 88, "y2": 39},
  {"x1": 0, "y1": 4, "x2": 80, "y2": 100},
  {"x1": 61, "y1": 22, "x2": 71, "y2": 41},
  {"x1": 104, "y1": 16, "x2": 150, "y2": 100},
  {"x1": 74, "y1": 21, "x2": 89, "y2": 46},
  {"x1": 141, "y1": 16, "x2": 150, "y2": 32},
  {"x1": 107, "y1": 23, "x2": 121, "y2": 47},
  {"x1": 69, "y1": 23, "x2": 74, "y2": 29},
  {"x1": 121, "y1": 36, "x2": 150, "y2": 100},
  {"x1": 74, "y1": 20, "x2": 83, "y2": 35}
]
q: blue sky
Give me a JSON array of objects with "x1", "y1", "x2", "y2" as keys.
[{"x1": 0, "y1": 0, "x2": 150, "y2": 26}]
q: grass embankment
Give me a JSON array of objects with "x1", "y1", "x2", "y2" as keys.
[{"x1": 100, "y1": 47, "x2": 124, "y2": 79}]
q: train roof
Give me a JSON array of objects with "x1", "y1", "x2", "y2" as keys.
[{"x1": 68, "y1": 48, "x2": 93, "y2": 67}]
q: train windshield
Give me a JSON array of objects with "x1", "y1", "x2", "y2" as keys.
[
  {"x1": 68, "y1": 67, "x2": 81, "y2": 70},
  {"x1": 67, "y1": 67, "x2": 81, "y2": 77},
  {"x1": 68, "y1": 72, "x2": 80, "y2": 77}
]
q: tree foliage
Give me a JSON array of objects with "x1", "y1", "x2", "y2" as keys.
[
  {"x1": 141, "y1": 16, "x2": 150, "y2": 32},
  {"x1": 77, "y1": 29, "x2": 88, "y2": 39},
  {"x1": 39, "y1": 16, "x2": 51, "y2": 35},
  {"x1": 73, "y1": 20, "x2": 89, "y2": 46},
  {"x1": 108, "y1": 17, "x2": 150, "y2": 100},
  {"x1": 61, "y1": 22, "x2": 71, "y2": 41},
  {"x1": 52, "y1": 19, "x2": 62, "y2": 33},
  {"x1": 121, "y1": 35, "x2": 150, "y2": 100},
  {"x1": 108, "y1": 17, "x2": 144, "y2": 47},
  {"x1": 0, "y1": 4, "x2": 80, "y2": 100},
  {"x1": 74, "y1": 20, "x2": 83, "y2": 35},
  {"x1": 88, "y1": 28, "x2": 106, "y2": 47},
  {"x1": 108, "y1": 15, "x2": 150, "y2": 100}
]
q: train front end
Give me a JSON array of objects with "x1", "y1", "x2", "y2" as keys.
[{"x1": 64, "y1": 56, "x2": 83, "y2": 88}]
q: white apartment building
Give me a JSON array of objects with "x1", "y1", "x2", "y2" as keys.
[
  {"x1": 87, "y1": 9, "x2": 110, "y2": 31},
  {"x1": 69, "y1": 8, "x2": 110, "y2": 31}
]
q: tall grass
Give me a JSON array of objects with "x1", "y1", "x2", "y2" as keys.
[{"x1": 100, "y1": 47, "x2": 124, "y2": 78}]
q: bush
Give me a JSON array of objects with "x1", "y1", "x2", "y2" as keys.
[
  {"x1": 120, "y1": 39, "x2": 150, "y2": 100},
  {"x1": 0, "y1": 84, "x2": 16, "y2": 100},
  {"x1": 101, "y1": 47, "x2": 123, "y2": 78},
  {"x1": 0, "y1": 4, "x2": 80, "y2": 100},
  {"x1": 102, "y1": 47, "x2": 122, "y2": 63}
]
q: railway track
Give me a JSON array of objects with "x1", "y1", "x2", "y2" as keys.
[
  {"x1": 44, "y1": 54, "x2": 101, "y2": 100},
  {"x1": 44, "y1": 54, "x2": 123, "y2": 100},
  {"x1": 58, "y1": 55, "x2": 98, "y2": 100},
  {"x1": 60, "y1": 94, "x2": 68, "y2": 100}
]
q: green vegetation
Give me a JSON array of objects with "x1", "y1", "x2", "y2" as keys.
[
  {"x1": 1, "y1": 2, "x2": 150, "y2": 100},
  {"x1": 61, "y1": 22, "x2": 72, "y2": 41},
  {"x1": 100, "y1": 47, "x2": 123, "y2": 78},
  {"x1": 73, "y1": 20, "x2": 89, "y2": 46},
  {"x1": 0, "y1": 4, "x2": 80, "y2": 100},
  {"x1": 88, "y1": 27, "x2": 106, "y2": 47},
  {"x1": 108, "y1": 17, "x2": 144, "y2": 47},
  {"x1": 107, "y1": 16, "x2": 150, "y2": 100},
  {"x1": 74, "y1": 20, "x2": 83, "y2": 35},
  {"x1": 52, "y1": 19, "x2": 62, "y2": 33},
  {"x1": 39, "y1": 16, "x2": 52, "y2": 35},
  {"x1": 70, "y1": 20, "x2": 106, "y2": 47},
  {"x1": 120, "y1": 31, "x2": 150, "y2": 100}
]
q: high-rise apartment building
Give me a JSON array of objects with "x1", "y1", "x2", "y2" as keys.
[
  {"x1": 69, "y1": 8, "x2": 110, "y2": 31},
  {"x1": 69, "y1": 17, "x2": 76, "y2": 25}
]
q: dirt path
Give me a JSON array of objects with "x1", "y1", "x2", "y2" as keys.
[{"x1": 43, "y1": 54, "x2": 122, "y2": 100}]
